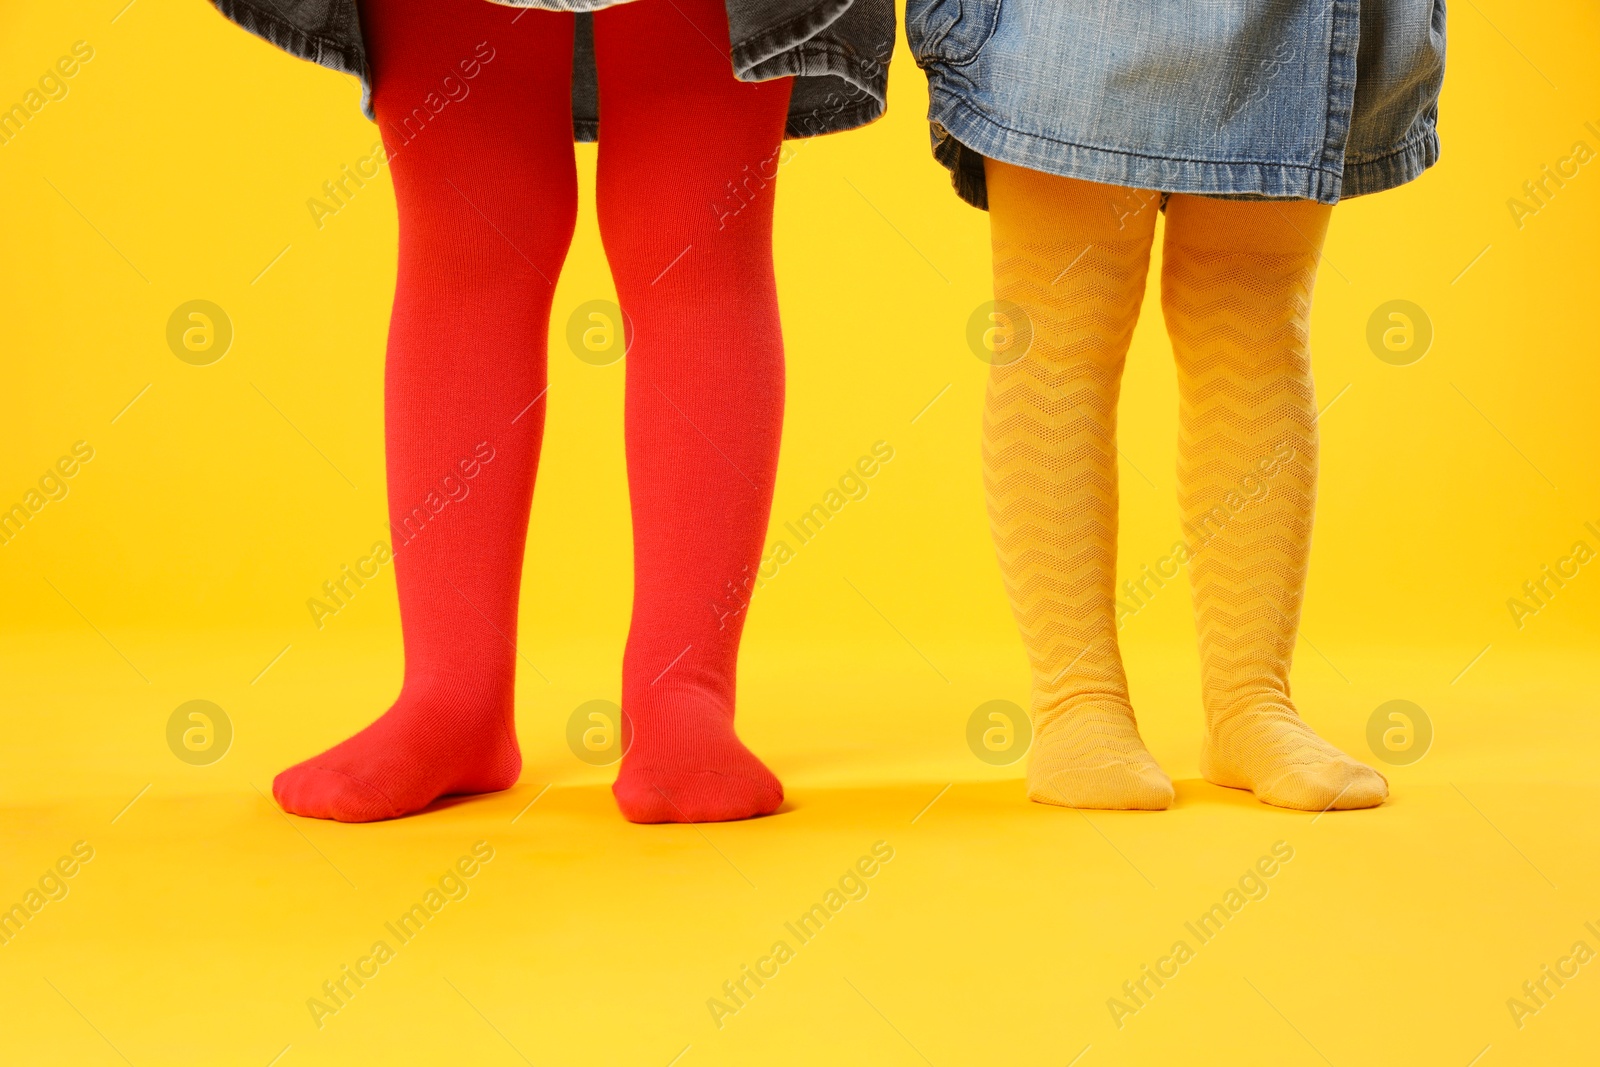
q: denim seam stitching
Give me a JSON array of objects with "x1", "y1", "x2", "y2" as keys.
[
  {"x1": 929, "y1": 87, "x2": 1344, "y2": 179},
  {"x1": 1314, "y1": 0, "x2": 1354, "y2": 200}
]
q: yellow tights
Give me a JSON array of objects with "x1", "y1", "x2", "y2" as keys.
[{"x1": 982, "y1": 160, "x2": 1387, "y2": 811}]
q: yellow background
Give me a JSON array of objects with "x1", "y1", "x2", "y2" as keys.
[{"x1": 1, "y1": 0, "x2": 1597, "y2": 1063}]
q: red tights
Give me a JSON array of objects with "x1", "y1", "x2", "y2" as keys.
[{"x1": 272, "y1": 0, "x2": 791, "y2": 823}]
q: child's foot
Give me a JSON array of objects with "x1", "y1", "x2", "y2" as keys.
[
  {"x1": 612, "y1": 702, "x2": 782, "y2": 823},
  {"x1": 1201, "y1": 701, "x2": 1387, "y2": 811},
  {"x1": 272, "y1": 692, "x2": 521, "y2": 822},
  {"x1": 1026, "y1": 703, "x2": 1174, "y2": 810}
]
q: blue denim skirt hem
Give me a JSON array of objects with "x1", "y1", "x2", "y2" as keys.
[
  {"x1": 1341, "y1": 117, "x2": 1440, "y2": 198},
  {"x1": 928, "y1": 89, "x2": 1351, "y2": 209},
  {"x1": 911, "y1": 0, "x2": 1445, "y2": 208},
  {"x1": 211, "y1": 0, "x2": 894, "y2": 140}
]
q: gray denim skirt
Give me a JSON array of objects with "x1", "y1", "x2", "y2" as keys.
[
  {"x1": 212, "y1": 0, "x2": 894, "y2": 139},
  {"x1": 908, "y1": 0, "x2": 1446, "y2": 207}
]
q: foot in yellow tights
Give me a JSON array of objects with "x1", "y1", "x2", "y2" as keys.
[{"x1": 1162, "y1": 193, "x2": 1387, "y2": 811}]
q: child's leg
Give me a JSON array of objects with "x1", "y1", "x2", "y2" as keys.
[
  {"x1": 273, "y1": 0, "x2": 578, "y2": 821},
  {"x1": 982, "y1": 160, "x2": 1174, "y2": 810},
  {"x1": 591, "y1": 0, "x2": 791, "y2": 823},
  {"x1": 1161, "y1": 194, "x2": 1387, "y2": 811}
]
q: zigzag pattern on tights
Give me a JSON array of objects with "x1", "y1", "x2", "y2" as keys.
[
  {"x1": 984, "y1": 232, "x2": 1173, "y2": 809},
  {"x1": 1164, "y1": 238, "x2": 1386, "y2": 810}
]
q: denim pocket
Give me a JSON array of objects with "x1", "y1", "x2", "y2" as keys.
[{"x1": 906, "y1": 0, "x2": 1002, "y2": 67}]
